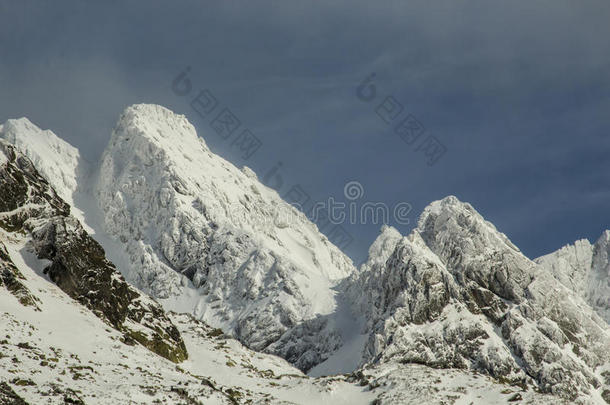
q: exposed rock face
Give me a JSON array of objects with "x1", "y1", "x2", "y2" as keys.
[
  {"x1": 591, "y1": 232, "x2": 610, "y2": 320},
  {"x1": 0, "y1": 242, "x2": 40, "y2": 310},
  {"x1": 345, "y1": 196, "x2": 610, "y2": 402},
  {"x1": 0, "y1": 140, "x2": 187, "y2": 363},
  {"x1": 0, "y1": 382, "x2": 29, "y2": 405}
]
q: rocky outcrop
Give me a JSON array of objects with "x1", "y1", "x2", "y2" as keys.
[
  {"x1": 0, "y1": 242, "x2": 40, "y2": 310},
  {"x1": 0, "y1": 118, "x2": 81, "y2": 205},
  {"x1": 345, "y1": 196, "x2": 610, "y2": 402},
  {"x1": 0, "y1": 140, "x2": 187, "y2": 363},
  {"x1": 0, "y1": 382, "x2": 29, "y2": 405}
]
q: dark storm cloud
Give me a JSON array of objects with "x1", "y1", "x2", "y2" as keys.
[{"x1": 1, "y1": 0, "x2": 609, "y2": 262}]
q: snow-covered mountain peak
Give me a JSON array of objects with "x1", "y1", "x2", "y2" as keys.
[
  {"x1": 417, "y1": 195, "x2": 488, "y2": 229},
  {"x1": 359, "y1": 225, "x2": 403, "y2": 272},
  {"x1": 417, "y1": 195, "x2": 521, "y2": 259},
  {"x1": 3, "y1": 117, "x2": 39, "y2": 135},
  {"x1": 416, "y1": 195, "x2": 484, "y2": 238},
  {"x1": 595, "y1": 230, "x2": 610, "y2": 248},
  {"x1": 114, "y1": 103, "x2": 206, "y2": 148},
  {"x1": 100, "y1": 103, "x2": 353, "y2": 282},
  {"x1": 0, "y1": 117, "x2": 81, "y2": 205},
  {"x1": 345, "y1": 197, "x2": 610, "y2": 402},
  {"x1": 535, "y1": 229, "x2": 610, "y2": 324},
  {"x1": 95, "y1": 103, "x2": 356, "y2": 367}
]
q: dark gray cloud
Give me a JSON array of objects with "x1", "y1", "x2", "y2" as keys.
[{"x1": 1, "y1": 0, "x2": 609, "y2": 262}]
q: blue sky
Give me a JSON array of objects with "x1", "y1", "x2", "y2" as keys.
[{"x1": 1, "y1": 1, "x2": 609, "y2": 263}]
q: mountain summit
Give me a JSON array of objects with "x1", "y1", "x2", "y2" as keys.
[
  {"x1": 345, "y1": 195, "x2": 610, "y2": 401},
  {"x1": 95, "y1": 104, "x2": 355, "y2": 366}
]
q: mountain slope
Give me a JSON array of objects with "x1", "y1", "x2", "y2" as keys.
[
  {"x1": 0, "y1": 231, "x2": 562, "y2": 405},
  {"x1": 0, "y1": 238, "x2": 375, "y2": 404},
  {"x1": 1, "y1": 256, "x2": 560, "y2": 405},
  {"x1": 0, "y1": 140, "x2": 187, "y2": 362}
]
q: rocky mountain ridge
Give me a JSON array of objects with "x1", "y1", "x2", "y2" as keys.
[
  {"x1": 1, "y1": 104, "x2": 609, "y2": 403},
  {"x1": 343, "y1": 196, "x2": 610, "y2": 402},
  {"x1": 0, "y1": 142, "x2": 563, "y2": 404}
]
